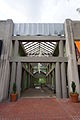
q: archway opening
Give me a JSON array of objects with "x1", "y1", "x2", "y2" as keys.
[{"x1": 20, "y1": 62, "x2": 56, "y2": 98}]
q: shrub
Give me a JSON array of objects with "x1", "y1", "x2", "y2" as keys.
[
  {"x1": 71, "y1": 81, "x2": 76, "y2": 93},
  {"x1": 13, "y1": 82, "x2": 16, "y2": 94}
]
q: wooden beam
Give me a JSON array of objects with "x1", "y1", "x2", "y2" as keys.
[
  {"x1": 22, "y1": 65, "x2": 34, "y2": 77},
  {"x1": 41, "y1": 42, "x2": 54, "y2": 50},
  {"x1": 46, "y1": 67, "x2": 55, "y2": 76},
  {"x1": 28, "y1": 50, "x2": 40, "y2": 55},
  {"x1": 9, "y1": 56, "x2": 68, "y2": 63},
  {"x1": 12, "y1": 36, "x2": 66, "y2": 42},
  {"x1": 40, "y1": 46, "x2": 53, "y2": 53},
  {"x1": 24, "y1": 42, "x2": 38, "y2": 49},
  {"x1": 25, "y1": 46, "x2": 39, "y2": 52},
  {"x1": 41, "y1": 44, "x2": 54, "y2": 52},
  {"x1": 45, "y1": 42, "x2": 55, "y2": 48}
]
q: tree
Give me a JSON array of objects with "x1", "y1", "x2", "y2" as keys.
[{"x1": 76, "y1": 8, "x2": 80, "y2": 13}]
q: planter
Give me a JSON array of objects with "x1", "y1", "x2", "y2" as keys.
[
  {"x1": 10, "y1": 93, "x2": 17, "y2": 102},
  {"x1": 70, "y1": 93, "x2": 79, "y2": 103}
]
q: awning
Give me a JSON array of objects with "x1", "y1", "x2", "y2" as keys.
[{"x1": 75, "y1": 41, "x2": 80, "y2": 53}]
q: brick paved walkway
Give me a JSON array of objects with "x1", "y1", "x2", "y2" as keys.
[{"x1": 0, "y1": 98, "x2": 80, "y2": 120}]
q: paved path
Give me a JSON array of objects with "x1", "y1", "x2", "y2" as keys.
[
  {"x1": 21, "y1": 87, "x2": 55, "y2": 98},
  {"x1": 0, "y1": 98, "x2": 80, "y2": 120}
]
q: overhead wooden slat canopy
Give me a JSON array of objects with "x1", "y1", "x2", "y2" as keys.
[{"x1": 22, "y1": 41, "x2": 57, "y2": 56}]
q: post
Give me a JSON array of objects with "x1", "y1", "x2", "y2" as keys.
[
  {"x1": 56, "y1": 62, "x2": 62, "y2": 98},
  {"x1": 16, "y1": 62, "x2": 22, "y2": 98},
  {"x1": 61, "y1": 62, "x2": 67, "y2": 98},
  {"x1": 10, "y1": 62, "x2": 16, "y2": 93},
  {"x1": 59, "y1": 40, "x2": 64, "y2": 57},
  {"x1": 10, "y1": 40, "x2": 19, "y2": 93},
  {"x1": 14, "y1": 40, "x2": 19, "y2": 56},
  {"x1": 65, "y1": 19, "x2": 80, "y2": 94}
]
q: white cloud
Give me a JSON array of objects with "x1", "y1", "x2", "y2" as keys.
[
  {"x1": 40, "y1": 0, "x2": 80, "y2": 23},
  {"x1": 0, "y1": 0, "x2": 80, "y2": 23},
  {"x1": 0, "y1": 0, "x2": 28, "y2": 22}
]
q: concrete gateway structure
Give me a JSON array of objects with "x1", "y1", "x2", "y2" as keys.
[{"x1": 0, "y1": 19, "x2": 80, "y2": 101}]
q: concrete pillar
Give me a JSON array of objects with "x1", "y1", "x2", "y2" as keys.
[
  {"x1": 29, "y1": 75, "x2": 31, "y2": 88},
  {"x1": 56, "y1": 62, "x2": 62, "y2": 98},
  {"x1": 59, "y1": 41, "x2": 64, "y2": 57},
  {"x1": 25, "y1": 71, "x2": 27, "y2": 88},
  {"x1": 0, "y1": 61, "x2": 10, "y2": 100},
  {"x1": 27, "y1": 73, "x2": 29, "y2": 88},
  {"x1": 16, "y1": 62, "x2": 22, "y2": 98},
  {"x1": 22, "y1": 70, "x2": 26, "y2": 90},
  {"x1": 51, "y1": 72, "x2": 53, "y2": 86},
  {"x1": 59, "y1": 40, "x2": 67, "y2": 98},
  {"x1": 32, "y1": 76, "x2": 34, "y2": 88},
  {"x1": 49, "y1": 64, "x2": 51, "y2": 84},
  {"x1": 65, "y1": 19, "x2": 80, "y2": 94},
  {"x1": 61, "y1": 62, "x2": 67, "y2": 98},
  {"x1": 28, "y1": 64, "x2": 30, "y2": 88},
  {"x1": 14, "y1": 40, "x2": 19, "y2": 56},
  {"x1": 47, "y1": 66, "x2": 48, "y2": 84},
  {"x1": 46, "y1": 68, "x2": 48, "y2": 84},
  {"x1": 50, "y1": 73, "x2": 52, "y2": 85},
  {"x1": 30, "y1": 67, "x2": 32, "y2": 88},
  {"x1": 52, "y1": 70, "x2": 54, "y2": 87},
  {"x1": 29, "y1": 65, "x2": 32, "y2": 87},
  {"x1": 10, "y1": 39, "x2": 19, "y2": 93},
  {"x1": 26, "y1": 72, "x2": 28, "y2": 88},
  {"x1": 10, "y1": 62, "x2": 16, "y2": 93},
  {"x1": 30, "y1": 76, "x2": 32, "y2": 88},
  {"x1": 21, "y1": 69, "x2": 23, "y2": 91},
  {"x1": 30, "y1": 75, "x2": 33, "y2": 88},
  {"x1": 53, "y1": 69, "x2": 56, "y2": 93},
  {"x1": 0, "y1": 20, "x2": 13, "y2": 101}
]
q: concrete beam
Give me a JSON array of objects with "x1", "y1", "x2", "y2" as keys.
[
  {"x1": 9, "y1": 56, "x2": 68, "y2": 63},
  {"x1": 12, "y1": 36, "x2": 66, "y2": 42}
]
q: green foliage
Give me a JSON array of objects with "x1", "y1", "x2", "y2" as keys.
[
  {"x1": 39, "y1": 78, "x2": 46, "y2": 84},
  {"x1": 71, "y1": 81, "x2": 76, "y2": 93},
  {"x1": 26, "y1": 64, "x2": 28, "y2": 70},
  {"x1": 34, "y1": 79, "x2": 40, "y2": 85},
  {"x1": 34, "y1": 78, "x2": 46, "y2": 86},
  {"x1": 13, "y1": 82, "x2": 16, "y2": 94}
]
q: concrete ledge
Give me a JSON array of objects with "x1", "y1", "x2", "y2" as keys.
[
  {"x1": 12, "y1": 36, "x2": 66, "y2": 42},
  {"x1": 9, "y1": 56, "x2": 68, "y2": 63}
]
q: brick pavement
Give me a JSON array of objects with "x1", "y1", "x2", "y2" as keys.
[{"x1": 0, "y1": 98, "x2": 80, "y2": 120}]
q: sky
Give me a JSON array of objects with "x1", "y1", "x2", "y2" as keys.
[{"x1": 0, "y1": 0, "x2": 80, "y2": 23}]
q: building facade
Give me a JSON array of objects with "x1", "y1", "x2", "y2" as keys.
[{"x1": 0, "y1": 19, "x2": 80, "y2": 101}]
